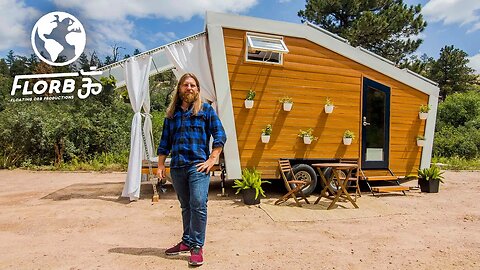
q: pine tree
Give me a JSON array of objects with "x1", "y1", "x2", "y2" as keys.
[
  {"x1": 298, "y1": 0, "x2": 426, "y2": 64},
  {"x1": 429, "y1": 45, "x2": 477, "y2": 99}
]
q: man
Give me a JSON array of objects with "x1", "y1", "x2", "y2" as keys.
[{"x1": 156, "y1": 73, "x2": 226, "y2": 266}]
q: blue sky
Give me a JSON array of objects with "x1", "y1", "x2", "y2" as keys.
[{"x1": 0, "y1": 0, "x2": 479, "y2": 73}]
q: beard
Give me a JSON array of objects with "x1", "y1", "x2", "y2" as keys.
[{"x1": 180, "y1": 92, "x2": 199, "y2": 104}]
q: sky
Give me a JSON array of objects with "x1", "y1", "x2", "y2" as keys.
[{"x1": 0, "y1": 0, "x2": 479, "y2": 73}]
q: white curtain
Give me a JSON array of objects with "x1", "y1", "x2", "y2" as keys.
[
  {"x1": 142, "y1": 86, "x2": 154, "y2": 160},
  {"x1": 166, "y1": 36, "x2": 217, "y2": 109},
  {"x1": 122, "y1": 55, "x2": 152, "y2": 201}
]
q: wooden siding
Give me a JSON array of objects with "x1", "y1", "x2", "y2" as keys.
[{"x1": 223, "y1": 28, "x2": 427, "y2": 178}]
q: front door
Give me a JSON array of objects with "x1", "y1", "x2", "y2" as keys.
[{"x1": 361, "y1": 78, "x2": 390, "y2": 169}]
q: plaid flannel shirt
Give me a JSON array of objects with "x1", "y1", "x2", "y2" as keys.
[{"x1": 157, "y1": 103, "x2": 227, "y2": 168}]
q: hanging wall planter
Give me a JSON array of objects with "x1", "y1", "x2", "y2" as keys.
[
  {"x1": 343, "y1": 130, "x2": 355, "y2": 145},
  {"x1": 283, "y1": 102, "x2": 293, "y2": 111},
  {"x1": 324, "y1": 97, "x2": 334, "y2": 114},
  {"x1": 417, "y1": 136, "x2": 425, "y2": 147},
  {"x1": 419, "y1": 112, "x2": 428, "y2": 120},
  {"x1": 245, "y1": 89, "x2": 256, "y2": 109},
  {"x1": 298, "y1": 128, "x2": 317, "y2": 145},
  {"x1": 261, "y1": 124, "x2": 272, "y2": 144},
  {"x1": 244, "y1": 99, "x2": 254, "y2": 109},
  {"x1": 279, "y1": 96, "x2": 293, "y2": 112},
  {"x1": 419, "y1": 104, "x2": 430, "y2": 120}
]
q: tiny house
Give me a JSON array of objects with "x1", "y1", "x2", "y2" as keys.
[{"x1": 101, "y1": 12, "x2": 439, "y2": 195}]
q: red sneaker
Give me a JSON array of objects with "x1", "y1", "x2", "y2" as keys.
[
  {"x1": 188, "y1": 246, "x2": 204, "y2": 266},
  {"x1": 165, "y1": 242, "x2": 190, "y2": 255}
]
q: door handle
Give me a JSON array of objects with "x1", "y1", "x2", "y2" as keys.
[{"x1": 363, "y1": 116, "x2": 370, "y2": 126}]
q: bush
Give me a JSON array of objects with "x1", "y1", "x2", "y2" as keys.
[
  {"x1": 434, "y1": 125, "x2": 480, "y2": 159},
  {"x1": 437, "y1": 90, "x2": 480, "y2": 129}
]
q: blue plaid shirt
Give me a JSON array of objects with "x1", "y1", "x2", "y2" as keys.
[{"x1": 157, "y1": 103, "x2": 227, "y2": 168}]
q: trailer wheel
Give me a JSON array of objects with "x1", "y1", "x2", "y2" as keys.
[
  {"x1": 322, "y1": 167, "x2": 349, "y2": 195},
  {"x1": 289, "y1": 164, "x2": 317, "y2": 196}
]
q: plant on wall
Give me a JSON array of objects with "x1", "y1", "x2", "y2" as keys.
[
  {"x1": 343, "y1": 130, "x2": 355, "y2": 145},
  {"x1": 419, "y1": 104, "x2": 431, "y2": 119},
  {"x1": 417, "y1": 135, "x2": 425, "y2": 146},
  {"x1": 244, "y1": 89, "x2": 256, "y2": 109},
  {"x1": 261, "y1": 124, "x2": 272, "y2": 143},
  {"x1": 298, "y1": 128, "x2": 318, "y2": 144},
  {"x1": 279, "y1": 96, "x2": 293, "y2": 111},
  {"x1": 325, "y1": 97, "x2": 334, "y2": 113}
]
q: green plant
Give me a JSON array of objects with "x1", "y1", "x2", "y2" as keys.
[
  {"x1": 325, "y1": 97, "x2": 333, "y2": 106},
  {"x1": 417, "y1": 166, "x2": 444, "y2": 183},
  {"x1": 297, "y1": 128, "x2": 318, "y2": 140},
  {"x1": 419, "y1": 104, "x2": 431, "y2": 113},
  {"x1": 417, "y1": 135, "x2": 425, "y2": 140},
  {"x1": 278, "y1": 96, "x2": 293, "y2": 104},
  {"x1": 246, "y1": 89, "x2": 256, "y2": 100},
  {"x1": 343, "y1": 130, "x2": 355, "y2": 139},
  {"x1": 262, "y1": 124, "x2": 272, "y2": 136},
  {"x1": 100, "y1": 75, "x2": 117, "y2": 89},
  {"x1": 232, "y1": 168, "x2": 271, "y2": 199}
]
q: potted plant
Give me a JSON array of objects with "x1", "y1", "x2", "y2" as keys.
[
  {"x1": 298, "y1": 128, "x2": 318, "y2": 144},
  {"x1": 324, "y1": 97, "x2": 334, "y2": 114},
  {"x1": 416, "y1": 135, "x2": 425, "y2": 147},
  {"x1": 244, "y1": 89, "x2": 256, "y2": 109},
  {"x1": 419, "y1": 104, "x2": 430, "y2": 120},
  {"x1": 232, "y1": 168, "x2": 270, "y2": 205},
  {"x1": 417, "y1": 166, "x2": 444, "y2": 193},
  {"x1": 278, "y1": 96, "x2": 293, "y2": 111},
  {"x1": 343, "y1": 130, "x2": 355, "y2": 145},
  {"x1": 261, "y1": 124, "x2": 272, "y2": 143}
]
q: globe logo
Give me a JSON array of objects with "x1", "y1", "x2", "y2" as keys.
[{"x1": 31, "y1": 12, "x2": 86, "y2": 67}]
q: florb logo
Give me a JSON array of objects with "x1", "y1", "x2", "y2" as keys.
[
  {"x1": 10, "y1": 11, "x2": 103, "y2": 103},
  {"x1": 31, "y1": 11, "x2": 86, "y2": 66}
]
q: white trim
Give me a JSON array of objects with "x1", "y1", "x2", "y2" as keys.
[
  {"x1": 206, "y1": 11, "x2": 440, "y2": 97},
  {"x1": 206, "y1": 23, "x2": 242, "y2": 180},
  {"x1": 421, "y1": 94, "x2": 438, "y2": 169},
  {"x1": 246, "y1": 33, "x2": 289, "y2": 53}
]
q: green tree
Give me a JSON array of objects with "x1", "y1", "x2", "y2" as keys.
[
  {"x1": 298, "y1": 0, "x2": 426, "y2": 63},
  {"x1": 399, "y1": 53, "x2": 433, "y2": 77},
  {"x1": 429, "y1": 45, "x2": 477, "y2": 99}
]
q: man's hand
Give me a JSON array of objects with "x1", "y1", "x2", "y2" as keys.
[
  {"x1": 196, "y1": 158, "x2": 215, "y2": 174},
  {"x1": 157, "y1": 163, "x2": 166, "y2": 179}
]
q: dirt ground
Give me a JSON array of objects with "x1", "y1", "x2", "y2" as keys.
[{"x1": 0, "y1": 170, "x2": 479, "y2": 270}]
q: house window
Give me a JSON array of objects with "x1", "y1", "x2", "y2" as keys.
[{"x1": 245, "y1": 33, "x2": 288, "y2": 64}]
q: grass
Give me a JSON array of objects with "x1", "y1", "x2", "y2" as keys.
[
  {"x1": 19, "y1": 152, "x2": 129, "y2": 172},
  {"x1": 431, "y1": 156, "x2": 480, "y2": 170}
]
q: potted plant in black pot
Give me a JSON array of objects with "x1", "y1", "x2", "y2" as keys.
[
  {"x1": 232, "y1": 168, "x2": 270, "y2": 205},
  {"x1": 417, "y1": 166, "x2": 444, "y2": 193}
]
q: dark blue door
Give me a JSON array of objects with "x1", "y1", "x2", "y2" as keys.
[{"x1": 361, "y1": 78, "x2": 390, "y2": 169}]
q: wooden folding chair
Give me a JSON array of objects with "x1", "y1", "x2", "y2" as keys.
[
  {"x1": 340, "y1": 158, "x2": 361, "y2": 201},
  {"x1": 275, "y1": 159, "x2": 310, "y2": 207}
]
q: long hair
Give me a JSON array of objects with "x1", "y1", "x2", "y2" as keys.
[{"x1": 166, "y1": 73, "x2": 202, "y2": 119}]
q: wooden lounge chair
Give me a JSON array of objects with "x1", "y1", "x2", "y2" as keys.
[{"x1": 275, "y1": 159, "x2": 310, "y2": 207}]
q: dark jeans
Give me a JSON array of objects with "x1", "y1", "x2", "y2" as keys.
[{"x1": 170, "y1": 165, "x2": 210, "y2": 247}]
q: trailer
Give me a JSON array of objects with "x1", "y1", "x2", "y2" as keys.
[{"x1": 100, "y1": 12, "x2": 439, "y2": 197}]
